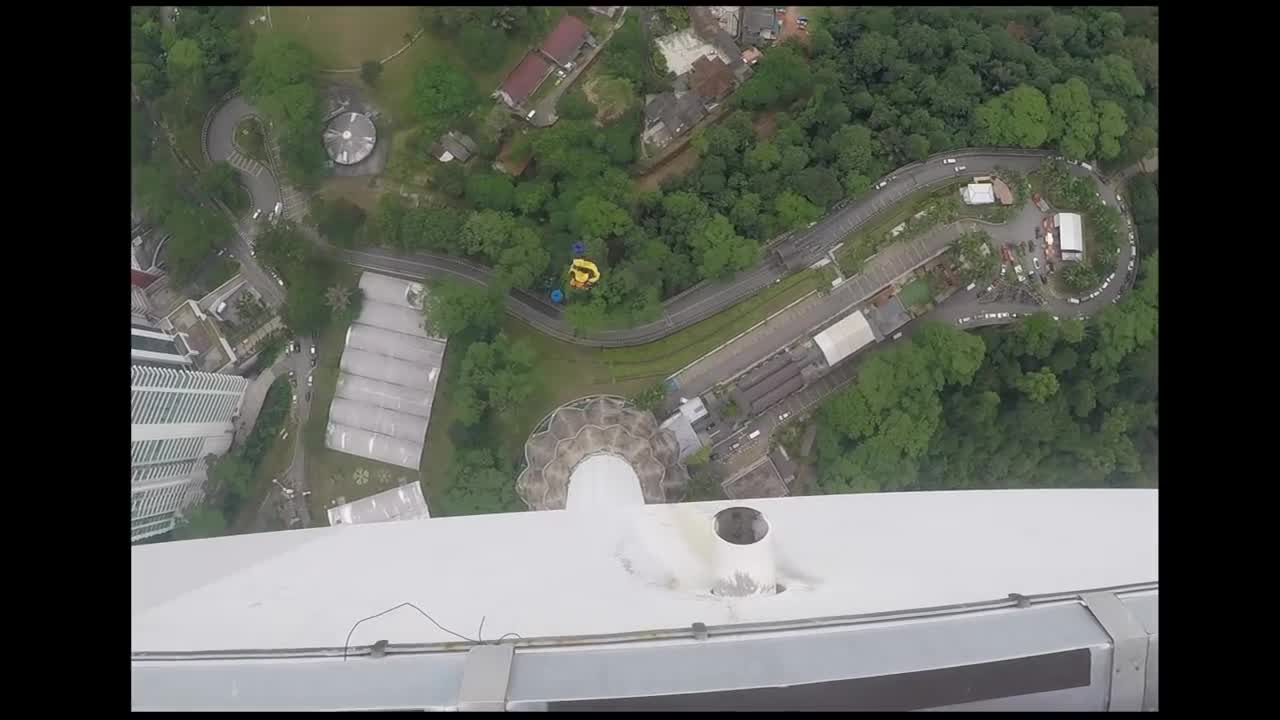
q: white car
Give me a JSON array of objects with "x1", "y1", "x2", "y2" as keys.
[
  {"x1": 1128, "y1": 231, "x2": 1135, "y2": 240},
  {"x1": 526, "y1": 109, "x2": 537, "y2": 120},
  {"x1": 892, "y1": 332, "x2": 903, "y2": 340},
  {"x1": 965, "y1": 282, "x2": 976, "y2": 291},
  {"x1": 252, "y1": 208, "x2": 263, "y2": 220},
  {"x1": 955, "y1": 165, "x2": 967, "y2": 172},
  {"x1": 1068, "y1": 298, "x2": 1080, "y2": 305},
  {"x1": 778, "y1": 411, "x2": 791, "y2": 422},
  {"x1": 999, "y1": 312, "x2": 1010, "y2": 319},
  {"x1": 306, "y1": 372, "x2": 314, "y2": 388},
  {"x1": 273, "y1": 201, "x2": 283, "y2": 217},
  {"x1": 1101, "y1": 199, "x2": 1107, "y2": 206},
  {"x1": 943, "y1": 158, "x2": 957, "y2": 164},
  {"x1": 875, "y1": 180, "x2": 888, "y2": 189},
  {"x1": 1052, "y1": 315, "x2": 1060, "y2": 321},
  {"x1": 985, "y1": 285, "x2": 994, "y2": 293},
  {"x1": 1081, "y1": 162, "x2": 1094, "y2": 171}
]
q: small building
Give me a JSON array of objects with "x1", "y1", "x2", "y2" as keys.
[
  {"x1": 431, "y1": 131, "x2": 478, "y2": 164},
  {"x1": 327, "y1": 483, "x2": 431, "y2": 527},
  {"x1": 1054, "y1": 212, "x2": 1084, "y2": 261},
  {"x1": 690, "y1": 54, "x2": 735, "y2": 105},
  {"x1": 991, "y1": 177, "x2": 1015, "y2": 205},
  {"x1": 813, "y1": 311, "x2": 876, "y2": 368},
  {"x1": 741, "y1": 47, "x2": 763, "y2": 65},
  {"x1": 741, "y1": 6, "x2": 780, "y2": 45},
  {"x1": 642, "y1": 91, "x2": 707, "y2": 151},
  {"x1": 495, "y1": 51, "x2": 554, "y2": 109},
  {"x1": 540, "y1": 14, "x2": 593, "y2": 70},
  {"x1": 868, "y1": 295, "x2": 910, "y2": 338},
  {"x1": 960, "y1": 183, "x2": 996, "y2": 205}
]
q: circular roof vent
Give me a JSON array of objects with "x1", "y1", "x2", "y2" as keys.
[{"x1": 323, "y1": 112, "x2": 377, "y2": 166}]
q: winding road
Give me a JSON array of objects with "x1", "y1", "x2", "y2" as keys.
[{"x1": 205, "y1": 96, "x2": 1142, "y2": 351}]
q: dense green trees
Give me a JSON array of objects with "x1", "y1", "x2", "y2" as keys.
[
  {"x1": 453, "y1": 335, "x2": 539, "y2": 427},
  {"x1": 422, "y1": 279, "x2": 506, "y2": 340},
  {"x1": 411, "y1": 61, "x2": 480, "y2": 135},
  {"x1": 242, "y1": 34, "x2": 326, "y2": 187},
  {"x1": 818, "y1": 253, "x2": 1158, "y2": 493},
  {"x1": 310, "y1": 197, "x2": 368, "y2": 248}
]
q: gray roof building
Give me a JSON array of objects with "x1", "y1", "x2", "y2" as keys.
[
  {"x1": 869, "y1": 295, "x2": 911, "y2": 338},
  {"x1": 742, "y1": 6, "x2": 780, "y2": 46},
  {"x1": 433, "y1": 131, "x2": 478, "y2": 163},
  {"x1": 642, "y1": 92, "x2": 708, "y2": 150}
]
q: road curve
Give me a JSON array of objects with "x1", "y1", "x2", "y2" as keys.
[{"x1": 206, "y1": 93, "x2": 1141, "y2": 347}]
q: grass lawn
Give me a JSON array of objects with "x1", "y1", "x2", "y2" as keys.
[
  {"x1": 897, "y1": 276, "x2": 933, "y2": 309},
  {"x1": 602, "y1": 270, "x2": 823, "y2": 382},
  {"x1": 269, "y1": 6, "x2": 419, "y2": 69}
]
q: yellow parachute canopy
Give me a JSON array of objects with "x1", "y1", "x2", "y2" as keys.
[{"x1": 568, "y1": 258, "x2": 601, "y2": 289}]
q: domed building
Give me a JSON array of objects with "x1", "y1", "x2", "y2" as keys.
[
  {"x1": 323, "y1": 111, "x2": 377, "y2": 166},
  {"x1": 516, "y1": 395, "x2": 690, "y2": 511}
]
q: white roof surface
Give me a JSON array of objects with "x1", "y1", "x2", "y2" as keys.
[
  {"x1": 813, "y1": 310, "x2": 876, "y2": 367},
  {"x1": 131, "y1": 489, "x2": 1157, "y2": 653},
  {"x1": 960, "y1": 183, "x2": 995, "y2": 205},
  {"x1": 679, "y1": 396, "x2": 708, "y2": 423},
  {"x1": 327, "y1": 483, "x2": 431, "y2": 526},
  {"x1": 565, "y1": 454, "x2": 645, "y2": 511},
  {"x1": 324, "y1": 272, "x2": 447, "y2": 471},
  {"x1": 1056, "y1": 212, "x2": 1084, "y2": 254},
  {"x1": 660, "y1": 412, "x2": 703, "y2": 461}
]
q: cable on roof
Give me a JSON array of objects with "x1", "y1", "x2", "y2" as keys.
[{"x1": 342, "y1": 602, "x2": 522, "y2": 661}]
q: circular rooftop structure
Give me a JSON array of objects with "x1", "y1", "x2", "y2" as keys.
[
  {"x1": 323, "y1": 112, "x2": 377, "y2": 165},
  {"x1": 516, "y1": 395, "x2": 690, "y2": 511}
]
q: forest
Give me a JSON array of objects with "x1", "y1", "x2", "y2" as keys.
[
  {"x1": 817, "y1": 251, "x2": 1158, "y2": 493},
  {"x1": 354, "y1": 6, "x2": 1159, "y2": 332}
]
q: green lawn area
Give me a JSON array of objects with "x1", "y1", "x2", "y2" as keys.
[
  {"x1": 269, "y1": 6, "x2": 419, "y2": 69},
  {"x1": 602, "y1": 270, "x2": 824, "y2": 382},
  {"x1": 897, "y1": 276, "x2": 933, "y2": 309}
]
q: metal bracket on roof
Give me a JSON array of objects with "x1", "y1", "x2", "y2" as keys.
[
  {"x1": 1080, "y1": 592, "x2": 1151, "y2": 712},
  {"x1": 457, "y1": 644, "x2": 515, "y2": 712}
]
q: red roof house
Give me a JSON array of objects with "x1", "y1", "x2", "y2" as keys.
[
  {"x1": 540, "y1": 15, "x2": 590, "y2": 68},
  {"x1": 497, "y1": 51, "x2": 554, "y2": 108}
]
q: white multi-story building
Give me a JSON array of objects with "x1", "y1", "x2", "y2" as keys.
[{"x1": 130, "y1": 365, "x2": 248, "y2": 542}]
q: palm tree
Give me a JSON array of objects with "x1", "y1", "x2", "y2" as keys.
[{"x1": 325, "y1": 285, "x2": 352, "y2": 315}]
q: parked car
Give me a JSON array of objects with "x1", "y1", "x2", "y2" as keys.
[
  {"x1": 965, "y1": 282, "x2": 976, "y2": 291},
  {"x1": 942, "y1": 158, "x2": 957, "y2": 164},
  {"x1": 730, "y1": 442, "x2": 742, "y2": 451},
  {"x1": 892, "y1": 332, "x2": 904, "y2": 340},
  {"x1": 307, "y1": 372, "x2": 314, "y2": 388},
  {"x1": 954, "y1": 165, "x2": 967, "y2": 172},
  {"x1": 252, "y1": 208, "x2": 263, "y2": 220},
  {"x1": 309, "y1": 344, "x2": 317, "y2": 358},
  {"x1": 215, "y1": 301, "x2": 227, "y2": 314},
  {"x1": 778, "y1": 411, "x2": 791, "y2": 422}
]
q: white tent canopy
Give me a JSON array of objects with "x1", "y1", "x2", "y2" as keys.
[
  {"x1": 813, "y1": 311, "x2": 876, "y2": 367},
  {"x1": 1055, "y1": 212, "x2": 1084, "y2": 256}
]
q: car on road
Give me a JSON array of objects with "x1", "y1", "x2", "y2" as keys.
[
  {"x1": 1081, "y1": 162, "x2": 1094, "y2": 171},
  {"x1": 1069, "y1": 297, "x2": 1080, "y2": 304},
  {"x1": 273, "y1": 201, "x2": 283, "y2": 217},
  {"x1": 892, "y1": 331, "x2": 904, "y2": 340},
  {"x1": 954, "y1": 165, "x2": 967, "y2": 172},
  {"x1": 875, "y1": 180, "x2": 888, "y2": 189},
  {"x1": 288, "y1": 369, "x2": 295, "y2": 380},
  {"x1": 309, "y1": 344, "x2": 317, "y2": 358},
  {"x1": 942, "y1": 158, "x2": 956, "y2": 164},
  {"x1": 1032, "y1": 257, "x2": 1041, "y2": 271},
  {"x1": 252, "y1": 209, "x2": 262, "y2": 220},
  {"x1": 307, "y1": 372, "x2": 314, "y2": 388}
]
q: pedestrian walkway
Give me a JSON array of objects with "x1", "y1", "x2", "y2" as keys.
[{"x1": 226, "y1": 149, "x2": 265, "y2": 177}]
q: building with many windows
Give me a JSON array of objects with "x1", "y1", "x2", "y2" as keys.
[{"x1": 130, "y1": 365, "x2": 248, "y2": 542}]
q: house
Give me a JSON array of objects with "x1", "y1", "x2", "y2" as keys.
[
  {"x1": 642, "y1": 91, "x2": 708, "y2": 151},
  {"x1": 431, "y1": 131, "x2": 478, "y2": 164},
  {"x1": 960, "y1": 183, "x2": 995, "y2": 205},
  {"x1": 540, "y1": 14, "x2": 593, "y2": 70},
  {"x1": 495, "y1": 51, "x2": 554, "y2": 109},
  {"x1": 690, "y1": 6, "x2": 748, "y2": 78},
  {"x1": 742, "y1": 6, "x2": 780, "y2": 46},
  {"x1": 690, "y1": 55, "x2": 735, "y2": 105}
]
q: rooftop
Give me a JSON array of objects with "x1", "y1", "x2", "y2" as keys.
[
  {"x1": 813, "y1": 310, "x2": 876, "y2": 367},
  {"x1": 540, "y1": 14, "x2": 590, "y2": 67},
  {"x1": 130, "y1": 489, "x2": 1158, "y2": 655},
  {"x1": 499, "y1": 52, "x2": 553, "y2": 107},
  {"x1": 327, "y1": 483, "x2": 431, "y2": 526},
  {"x1": 324, "y1": 273, "x2": 447, "y2": 471},
  {"x1": 162, "y1": 300, "x2": 234, "y2": 373},
  {"x1": 690, "y1": 55, "x2": 735, "y2": 102}
]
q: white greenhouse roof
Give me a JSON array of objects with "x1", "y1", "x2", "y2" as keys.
[
  {"x1": 131, "y1": 489, "x2": 1158, "y2": 654},
  {"x1": 1056, "y1": 213, "x2": 1084, "y2": 254},
  {"x1": 813, "y1": 310, "x2": 876, "y2": 367},
  {"x1": 324, "y1": 272, "x2": 447, "y2": 471},
  {"x1": 327, "y1": 483, "x2": 431, "y2": 526}
]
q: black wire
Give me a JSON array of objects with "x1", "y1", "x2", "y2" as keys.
[{"x1": 342, "y1": 602, "x2": 479, "y2": 661}]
